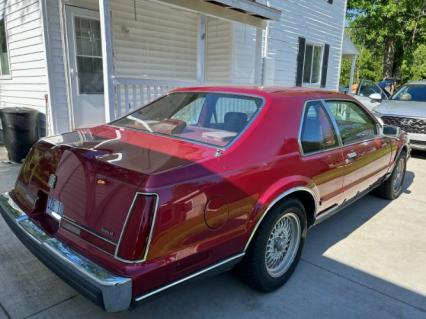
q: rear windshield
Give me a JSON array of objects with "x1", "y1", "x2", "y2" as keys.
[
  {"x1": 391, "y1": 85, "x2": 426, "y2": 102},
  {"x1": 113, "y1": 92, "x2": 263, "y2": 147}
]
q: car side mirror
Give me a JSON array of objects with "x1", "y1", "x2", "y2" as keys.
[
  {"x1": 369, "y1": 93, "x2": 382, "y2": 102},
  {"x1": 382, "y1": 124, "x2": 400, "y2": 136}
]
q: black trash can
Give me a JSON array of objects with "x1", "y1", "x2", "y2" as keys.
[
  {"x1": 37, "y1": 112, "x2": 47, "y2": 139},
  {"x1": 0, "y1": 107, "x2": 39, "y2": 163}
]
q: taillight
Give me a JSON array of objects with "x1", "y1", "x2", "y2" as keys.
[{"x1": 114, "y1": 193, "x2": 158, "y2": 263}]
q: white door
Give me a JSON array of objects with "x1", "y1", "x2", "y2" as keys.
[{"x1": 66, "y1": 6, "x2": 105, "y2": 128}]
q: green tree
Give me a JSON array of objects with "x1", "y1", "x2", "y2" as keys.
[
  {"x1": 347, "y1": 0, "x2": 426, "y2": 78},
  {"x1": 340, "y1": 46, "x2": 383, "y2": 87},
  {"x1": 411, "y1": 44, "x2": 426, "y2": 80}
]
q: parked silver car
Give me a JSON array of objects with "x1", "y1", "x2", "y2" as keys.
[
  {"x1": 373, "y1": 81, "x2": 426, "y2": 150},
  {"x1": 352, "y1": 79, "x2": 391, "y2": 110}
]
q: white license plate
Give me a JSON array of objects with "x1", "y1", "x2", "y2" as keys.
[{"x1": 46, "y1": 196, "x2": 64, "y2": 221}]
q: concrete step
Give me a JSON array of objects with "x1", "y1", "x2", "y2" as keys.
[{"x1": 0, "y1": 146, "x2": 8, "y2": 161}]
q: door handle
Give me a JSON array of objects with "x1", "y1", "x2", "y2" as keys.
[
  {"x1": 347, "y1": 152, "x2": 357, "y2": 159},
  {"x1": 346, "y1": 151, "x2": 358, "y2": 163}
]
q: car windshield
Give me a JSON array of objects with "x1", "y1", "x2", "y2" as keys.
[
  {"x1": 391, "y1": 84, "x2": 426, "y2": 102},
  {"x1": 113, "y1": 92, "x2": 263, "y2": 147}
]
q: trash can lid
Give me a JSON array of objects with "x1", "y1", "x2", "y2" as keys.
[{"x1": 0, "y1": 107, "x2": 39, "y2": 114}]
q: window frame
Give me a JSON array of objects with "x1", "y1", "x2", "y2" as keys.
[
  {"x1": 298, "y1": 99, "x2": 342, "y2": 156},
  {"x1": 324, "y1": 99, "x2": 381, "y2": 146},
  {"x1": 302, "y1": 43, "x2": 324, "y2": 86},
  {"x1": 298, "y1": 99, "x2": 382, "y2": 157},
  {"x1": 0, "y1": 13, "x2": 11, "y2": 79}
]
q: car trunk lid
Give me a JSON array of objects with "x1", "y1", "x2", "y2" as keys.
[{"x1": 12, "y1": 125, "x2": 215, "y2": 251}]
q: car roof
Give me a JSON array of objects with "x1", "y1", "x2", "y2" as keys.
[
  {"x1": 172, "y1": 85, "x2": 346, "y2": 99},
  {"x1": 406, "y1": 80, "x2": 426, "y2": 85}
]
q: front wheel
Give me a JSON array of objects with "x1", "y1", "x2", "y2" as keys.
[
  {"x1": 239, "y1": 199, "x2": 307, "y2": 292},
  {"x1": 375, "y1": 151, "x2": 407, "y2": 200}
]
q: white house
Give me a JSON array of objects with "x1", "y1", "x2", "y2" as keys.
[{"x1": 0, "y1": 0, "x2": 350, "y2": 135}]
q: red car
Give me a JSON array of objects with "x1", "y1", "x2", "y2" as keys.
[{"x1": 0, "y1": 87, "x2": 409, "y2": 311}]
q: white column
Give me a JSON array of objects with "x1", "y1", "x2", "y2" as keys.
[
  {"x1": 349, "y1": 55, "x2": 357, "y2": 93},
  {"x1": 99, "y1": 0, "x2": 115, "y2": 122}
]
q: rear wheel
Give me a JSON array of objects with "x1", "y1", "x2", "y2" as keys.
[
  {"x1": 375, "y1": 151, "x2": 407, "y2": 200},
  {"x1": 239, "y1": 199, "x2": 307, "y2": 292}
]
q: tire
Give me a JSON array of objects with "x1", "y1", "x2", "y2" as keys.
[
  {"x1": 238, "y1": 198, "x2": 307, "y2": 292},
  {"x1": 374, "y1": 151, "x2": 407, "y2": 200}
]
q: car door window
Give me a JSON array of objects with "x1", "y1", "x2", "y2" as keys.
[
  {"x1": 326, "y1": 100, "x2": 377, "y2": 145},
  {"x1": 300, "y1": 101, "x2": 339, "y2": 155},
  {"x1": 358, "y1": 80, "x2": 385, "y2": 98}
]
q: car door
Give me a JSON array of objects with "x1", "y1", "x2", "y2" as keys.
[
  {"x1": 325, "y1": 100, "x2": 393, "y2": 201},
  {"x1": 299, "y1": 100, "x2": 346, "y2": 210}
]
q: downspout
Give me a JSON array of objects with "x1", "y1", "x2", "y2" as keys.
[{"x1": 260, "y1": 23, "x2": 269, "y2": 86}]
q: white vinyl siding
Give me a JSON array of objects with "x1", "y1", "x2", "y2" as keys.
[
  {"x1": 205, "y1": 17, "x2": 231, "y2": 82},
  {"x1": 111, "y1": 0, "x2": 198, "y2": 80},
  {"x1": 231, "y1": 22, "x2": 257, "y2": 84},
  {"x1": 205, "y1": 18, "x2": 257, "y2": 84},
  {"x1": 0, "y1": 0, "x2": 48, "y2": 112},
  {"x1": 261, "y1": 0, "x2": 346, "y2": 90}
]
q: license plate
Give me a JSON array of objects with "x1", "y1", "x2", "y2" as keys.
[{"x1": 46, "y1": 196, "x2": 64, "y2": 221}]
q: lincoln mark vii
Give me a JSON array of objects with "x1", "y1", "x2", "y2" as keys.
[{"x1": 0, "y1": 87, "x2": 410, "y2": 311}]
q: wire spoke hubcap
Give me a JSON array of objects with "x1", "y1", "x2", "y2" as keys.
[
  {"x1": 393, "y1": 158, "x2": 405, "y2": 193},
  {"x1": 265, "y1": 212, "x2": 301, "y2": 278}
]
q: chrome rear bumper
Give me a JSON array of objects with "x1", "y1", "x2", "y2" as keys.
[{"x1": 0, "y1": 192, "x2": 132, "y2": 312}]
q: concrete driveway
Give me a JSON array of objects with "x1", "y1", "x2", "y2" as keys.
[{"x1": 0, "y1": 153, "x2": 425, "y2": 319}]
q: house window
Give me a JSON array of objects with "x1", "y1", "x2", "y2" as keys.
[
  {"x1": 0, "y1": 15, "x2": 10, "y2": 77},
  {"x1": 303, "y1": 44, "x2": 322, "y2": 85}
]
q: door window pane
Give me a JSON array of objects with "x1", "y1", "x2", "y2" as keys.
[
  {"x1": 0, "y1": 16, "x2": 10, "y2": 76},
  {"x1": 300, "y1": 101, "x2": 339, "y2": 154},
  {"x1": 326, "y1": 101, "x2": 377, "y2": 145},
  {"x1": 358, "y1": 80, "x2": 383, "y2": 97},
  {"x1": 75, "y1": 17, "x2": 103, "y2": 94}
]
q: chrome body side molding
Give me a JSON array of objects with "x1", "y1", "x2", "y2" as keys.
[
  {"x1": 134, "y1": 253, "x2": 245, "y2": 303},
  {"x1": 243, "y1": 186, "x2": 318, "y2": 252}
]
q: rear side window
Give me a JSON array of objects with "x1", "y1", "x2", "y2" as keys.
[
  {"x1": 300, "y1": 101, "x2": 339, "y2": 155},
  {"x1": 215, "y1": 97, "x2": 258, "y2": 123},
  {"x1": 326, "y1": 100, "x2": 377, "y2": 145}
]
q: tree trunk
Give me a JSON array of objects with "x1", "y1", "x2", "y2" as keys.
[{"x1": 383, "y1": 37, "x2": 396, "y2": 78}]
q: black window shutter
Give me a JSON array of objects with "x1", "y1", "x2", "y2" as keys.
[
  {"x1": 321, "y1": 44, "x2": 330, "y2": 88},
  {"x1": 296, "y1": 37, "x2": 306, "y2": 87}
]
